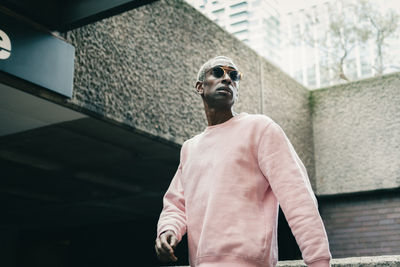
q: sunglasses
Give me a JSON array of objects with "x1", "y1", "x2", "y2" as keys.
[{"x1": 207, "y1": 66, "x2": 242, "y2": 82}]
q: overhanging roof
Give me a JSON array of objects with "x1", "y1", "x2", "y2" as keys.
[
  {"x1": 0, "y1": 82, "x2": 180, "y2": 228},
  {"x1": 0, "y1": 0, "x2": 157, "y2": 31}
]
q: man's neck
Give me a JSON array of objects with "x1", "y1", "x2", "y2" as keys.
[{"x1": 204, "y1": 108, "x2": 238, "y2": 126}]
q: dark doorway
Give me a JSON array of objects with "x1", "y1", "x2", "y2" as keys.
[
  {"x1": 16, "y1": 218, "x2": 189, "y2": 267},
  {"x1": 278, "y1": 207, "x2": 302, "y2": 260}
]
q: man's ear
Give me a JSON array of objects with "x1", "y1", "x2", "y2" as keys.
[{"x1": 195, "y1": 81, "x2": 204, "y2": 95}]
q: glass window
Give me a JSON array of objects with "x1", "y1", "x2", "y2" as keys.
[
  {"x1": 229, "y1": 11, "x2": 248, "y2": 18},
  {"x1": 307, "y1": 65, "x2": 316, "y2": 86},
  {"x1": 231, "y1": 20, "x2": 248, "y2": 27},
  {"x1": 345, "y1": 59, "x2": 357, "y2": 80},
  {"x1": 231, "y1": 2, "x2": 247, "y2": 9},
  {"x1": 212, "y1": 8, "x2": 224, "y2": 14},
  {"x1": 252, "y1": 0, "x2": 261, "y2": 7},
  {"x1": 294, "y1": 70, "x2": 303, "y2": 83},
  {"x1": 233, "y1": 29, "x2": 248, "y2": 34},
  {"x1": 233, "y1": 29, "x2": 249, "y2": 37},
  {"x1": 361, "y1": 61, "x2": 371, "y2": 76}
]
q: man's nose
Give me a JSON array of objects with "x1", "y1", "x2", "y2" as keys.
[{"x1": 221, "y1": 72, "x2": 232, "y2": 84}]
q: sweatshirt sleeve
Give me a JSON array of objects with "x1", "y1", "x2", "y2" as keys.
[
  {"x1": 257, "y1": 122, "x2": 332, "y2": 266},
  {"x1": 156, "y1": 160, "x2": 187, "y2": 242}
]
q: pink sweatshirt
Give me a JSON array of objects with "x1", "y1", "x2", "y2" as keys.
[{"x1": 157, "y1": 112, "x2": 331, "y2": 267}]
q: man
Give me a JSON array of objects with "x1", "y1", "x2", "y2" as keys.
[{"x1": 155, "y1": 56, "x2": 331, "y2": 267}]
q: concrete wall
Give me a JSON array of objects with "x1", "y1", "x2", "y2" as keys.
[
  {"x1": 311, "y1": 73, "x2": 400, "y2": 195},
  {"x1": 63, "y1": 0, "x2": 316, "y2": 187}
]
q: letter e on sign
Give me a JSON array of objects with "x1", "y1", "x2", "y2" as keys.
[{"x1": 0, "y1": 29, "x2": 11, "y2": 60}]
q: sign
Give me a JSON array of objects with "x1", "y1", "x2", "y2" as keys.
[
  {"x1": 0, "y1": 29, "x2": 11, "y2": 59},
  {"x1": 0, "y1": 11, "x2": 75, "y2": 98}
]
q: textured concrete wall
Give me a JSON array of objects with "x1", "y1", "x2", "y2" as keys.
[
  {"x1": 311, "y1": 73, "x2": 400, "y2": 195},
  {"x1": 63, "y1": 0, "x2": 315, "y2": 187},
  {"x1": 260, "y1": 60, "x2": 315, "y2": 187}
]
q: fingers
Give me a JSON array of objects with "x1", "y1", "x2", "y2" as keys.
[
  {"x1": 154, "y1": 233, "x2": 178, "y2": 262},
  {"x1": 166, "y1": 233, "x2": 179, "y2": 261},
  {"x1": 161, "y1": 233, "x2": 178, "y2": 261},
  {"x1": 160, "y1": 233, "x2": 172, "y2": 253},
  {"x1": 169, "y1": 234, "x2": 178, "y2": 249},
  {"x1": 155, "y1": 237, "x2": 172, "y2": 262},
  {"x1": 154, "y1": 241, "x2": 166, "y2": 262},
  {"x1": 167, "y1": 235, "x2": 178, "y2": 261}
]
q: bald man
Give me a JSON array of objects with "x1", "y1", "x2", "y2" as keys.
[{"x1": 155, "y1": 56, "x2": 331, "y2": 267}]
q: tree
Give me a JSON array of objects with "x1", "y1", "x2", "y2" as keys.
[
  {"x1": 291, "y1": 0, "x2": 400, "y2": 83},
  {"x1": 355, "y1": 0, "x2": 400, "y2": 75}
]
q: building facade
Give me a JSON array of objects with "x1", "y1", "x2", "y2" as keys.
[
  {"x1": 281, "y1": 0, "x2": 400, "y2": 88},
  {"x1": 186, "y1": 0, "x2": 282, "y2": 67},
  {"x1": 282, "y1": 0, "x2": 372, "y2": 88},
  {"x1": 188, "y1": 0, "x2": 400, "y2": 89}
]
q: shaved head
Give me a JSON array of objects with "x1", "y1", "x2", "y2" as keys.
[{"x1": 196, "y1": 56, "x2": 238, "y2": 82}]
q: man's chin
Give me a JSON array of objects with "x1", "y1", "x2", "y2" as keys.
[{"x1": 207, "y1": 99, "x2": 235, "y2": 109}]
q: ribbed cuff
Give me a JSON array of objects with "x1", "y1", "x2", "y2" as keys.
[
  {"x1": 157, "y1": 226, "x2": 180, "y2": 241},
  {"x1": 308, "y1": 259, "x2": 330, "y2": 267}
]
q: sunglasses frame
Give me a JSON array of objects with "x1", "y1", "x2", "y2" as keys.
[{"x1": 206, "y1": 66, "x2": 242, "y2": 82}]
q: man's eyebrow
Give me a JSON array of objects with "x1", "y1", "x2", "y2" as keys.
[{"x1": 216, "y1": 65, "x2": 236, "y2": 69}]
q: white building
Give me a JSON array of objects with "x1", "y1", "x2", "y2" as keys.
[
  {"x1": 186, "y1": 0, "x2": 282, "y2": 68},
  {"x1": 281, "y1": 0, "x2": 374, "y2": 88},
  {"x1": 187, "y1": 0, "x2": 400, "y2": 89},
  {"x1": 281, "y1": 0, "x2": 400, "y2": 88}
]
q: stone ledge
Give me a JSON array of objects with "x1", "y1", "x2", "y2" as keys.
[
  {"x1": 168, "y1": 255, "x2": 400, "y2": 267},
  {"x1": 278, "y1": 255, "x2": 400, "y2": 267}
]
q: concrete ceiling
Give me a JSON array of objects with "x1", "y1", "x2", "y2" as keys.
[
  {"x1": 1, "y1": 0, "x2": 157, "y2": 31},
  {"x1": 0, "y1": 83, "x2": 87, "y2": 137},
  {"x1": 0, "y1": 84, "x2": 180, "y2": 229}
]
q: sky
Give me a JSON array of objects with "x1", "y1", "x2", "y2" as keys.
[
  {"x1": 277, "y1": 0, "x2": 400, "y2": 14},
  {"x1": 277, "y1": 0, "x2": 327, "y2": 13}
]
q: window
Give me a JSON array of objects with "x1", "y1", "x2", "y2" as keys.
[
  {"x1": 294, "y1": 70, "x2": 303, "y2": 83},
  {"x1": 231, "y1": 2, "x2": 247, "y2": 9},
  {"x1": 252, "y1": 0, "x2": 261, "y2": 7},
  {"x1": 231, "y1": 20, "x2": 248, "y2": 27},
  {"x1": 345, "y1": 59, "x2": 357, "y2": 80},
  {"x1": 212, "y1": 8, "x2": 224, "y2": 14},
  {"x1": 233, "y1": 29, "x2": 248, "y2": 37},
  {"x1": 361, "y1": 61, "x2": 371, "y2": 76},
  {"x1": 307, "y1": 65, "x2": 316, "y2": 86},
  {"x1": 229, "y1": 11, "x2": 248, "y2": 18}
]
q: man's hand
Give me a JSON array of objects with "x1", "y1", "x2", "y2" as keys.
[{"x1": 155, "y1": 230, "x2": 179, "y2": 262}]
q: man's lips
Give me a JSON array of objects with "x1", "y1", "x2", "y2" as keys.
[{"x1": 216, "y1": 87, "x2": 232, "y2": 94}]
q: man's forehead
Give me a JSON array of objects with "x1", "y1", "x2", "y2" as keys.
[
  {"x1": 197, "y1": 56, "x2": 238, "y2": 82},
  {"x1": 209, "y1": 59, "x2": 237, "y2": 69}
]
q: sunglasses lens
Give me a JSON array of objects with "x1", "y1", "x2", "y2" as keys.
[
  {"x1": 212, "y1": 67, "x2": 224, "y2": 78},
  {"x1": 210, "y1": 67, "x2": 241, "y2": 81},
  {"x1": 229, "y1": 70, "x2": 239, "y2": 81}
]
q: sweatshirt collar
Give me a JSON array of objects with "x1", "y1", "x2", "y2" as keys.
[{"x1": 204, "y1": 112, "x2": 247, "y2": 131}]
